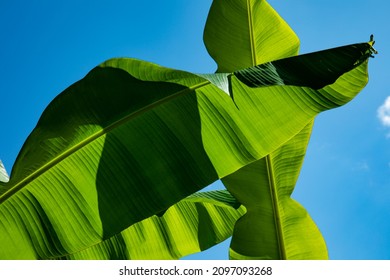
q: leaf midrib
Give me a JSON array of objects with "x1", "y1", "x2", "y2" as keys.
[
  {"x1": 265, "y1": 155, "x2": 286, "y2": 259},
  {"x1": 0, "y1": 80, "x2": 211, "y2": 204},
  {"x1": 247, "y1": 0, "x2": 285, "y2": 259},
  {"x1": 247, "y1": 0, "x2": 258, "y2": 66}
]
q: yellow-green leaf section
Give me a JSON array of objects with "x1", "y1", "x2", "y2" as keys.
[
  {"x1": 223, "y1": 122, "x2": 327, "y2": 259},
  {"x1": 204, "y1": 0, "x2": 300, "y2": 72},
  {"x1": 57, "y1": 190, "x2": 245, "y2": 260}
]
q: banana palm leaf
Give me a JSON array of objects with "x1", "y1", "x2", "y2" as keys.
[
  {"x1": 204, "y1": 0, "x2": 373, "y2": 259},
  {"x1": 58, "y1": 190, "x2": 245, "y2": 260},
  {"x1": 223, "y1": 122, "x2": 328, "y2": 259},
  {"x1": 0, "y1": 0, "x2": 373, "y2": 259},
  {"x1": 0, "y1": 43, "x2": 372, "y2": 259},
  {"x1": 204, "y1": 0, "x2": 300, "y2": 72}
]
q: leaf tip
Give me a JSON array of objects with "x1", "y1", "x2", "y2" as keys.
[{"x1": 369, "y1": 34, "x2": 378, "y2": 57}]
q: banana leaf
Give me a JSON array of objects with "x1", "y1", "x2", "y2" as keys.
[
  {"x1": 223, "y1": 122, "x2": 328, "y2": 259},
  {"x1": 58, "y1": 190, "x2": 245, "y2": 260},
  {"x1": 204, "y1": 0, "x2": 300, "y2": 72},
  {"x1": 0, "y1": 43, "x2": 372, "y2": 259},
  {"x1": 0, "y1": 0, "x2": 374, "y2": 259},
  {"x1": 204, "y1": 0, "x2": 374, "y2": 259}
]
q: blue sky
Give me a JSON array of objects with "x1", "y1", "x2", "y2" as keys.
[{"x1": 0, "y1": 0, "x2": 389, "y2": 260}]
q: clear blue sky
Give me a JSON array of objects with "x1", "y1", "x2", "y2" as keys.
[{"x1": 0, "y1": 0, "x2": 389, "y2": 260}]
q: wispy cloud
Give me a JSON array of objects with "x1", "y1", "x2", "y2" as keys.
[
  {"x1": 378, "y1": 96, "x2": 390, "y2": 138},
  {"x1": 0, "y1": 159, "x2": 9, "y2": 183},
  {"x1": 378, "y1": 96, "x2": 390, "y2": 127}
]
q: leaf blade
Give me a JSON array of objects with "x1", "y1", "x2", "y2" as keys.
[
  {"x1": 235, "y1": 43, "x2": 372, "y2": 90},
  {"x1": 223, "y1": 121, "x2": 328, "y2": 259},
  {"x1": 0, "y1": 43, "x2": 370, "y2": 259},
  {"x1": 204, "y1": 0, "x2": 300, "y2": 72},
  {"x1": 57, "y1": 190, "x2": 245, "y2": 260}
]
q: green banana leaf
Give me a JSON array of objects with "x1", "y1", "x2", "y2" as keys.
[
  {"x1": 58, "y1": 190, "x2": 245, "y2": 260},
  {"x1": 0, "y1": 43, "x2": 372, "y2": 260},
  {"x1": 204, "y1": 0, "x2": 300, "y2": 72},
  {"x1": 204, "y1": 0, "x2": 373, "y2": 260},
  {"x1": 222, "y1": 52, "x2": 370, "y2": 259},
  {"x1": 222, "y1": 121, "x2": 327, "y2": 260},
  {"x1": 0, "y1": 0, "x2": 374, "y2": 259}
]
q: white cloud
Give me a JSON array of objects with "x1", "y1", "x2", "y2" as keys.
[
  {"x1": 378, "y1": 96, "x2": 390, "y2": 127},
  {"x1": 0, "y1": 160, "x2": 9, "y2": 183}
]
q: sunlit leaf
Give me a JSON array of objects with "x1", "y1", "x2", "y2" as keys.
[
  {"x1": 0, "y1": 0, "x2": 373, "y2": 259},
  {"x1": 58, "y1": 190, "x2": 245, "y2": 260}
]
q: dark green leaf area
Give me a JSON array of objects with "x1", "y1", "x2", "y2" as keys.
[
  {"x1": 235, "y1": 43, "x2": 372, "y2": 90},
  {"x1": 8, "y1": 67, "x2": 189, "y2": 184},
  {"x1": 4, "y1": 64, "x2": 220, "y2": 242}
]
